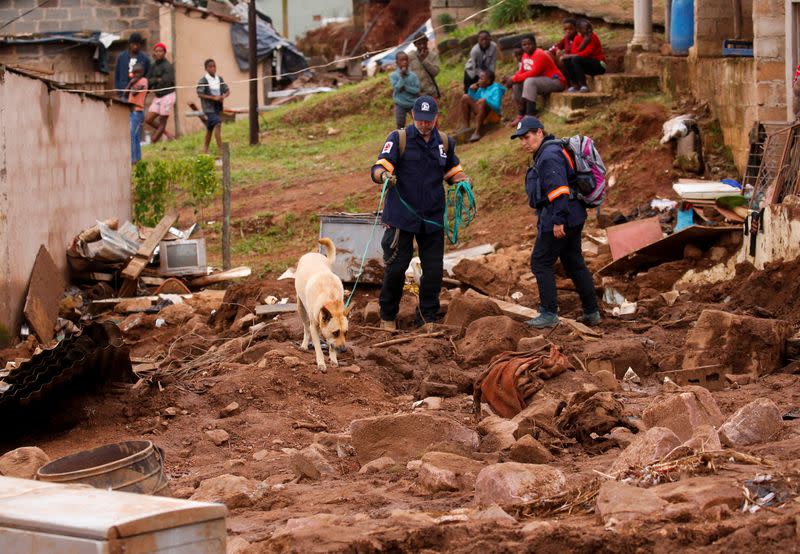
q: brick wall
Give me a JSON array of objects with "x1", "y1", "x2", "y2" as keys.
[
  {"x1": 431, "y1": 0, "x2": 487, "y2": 23},
  {"x1": 694, "y1": 0, "x2": 753, "y2": 57},
  {"x1": 752, "y1": 0, "x2": 786, "y2": 121}
]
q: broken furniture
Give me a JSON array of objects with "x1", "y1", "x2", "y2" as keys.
[{"x1": 0, "y1": 476, "x2": 226, "y2": 552}]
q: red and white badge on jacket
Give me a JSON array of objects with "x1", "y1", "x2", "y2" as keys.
[{"x1": 382, "y1": 141, "x2": 393, "y2": 154}]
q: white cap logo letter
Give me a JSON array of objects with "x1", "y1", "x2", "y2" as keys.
[
  {"x1": 421, "y1": 102, "x2": 430, "y2": 111},
  {"x1": 517, "y1": 121, "x2": 523, "y2": 130}
]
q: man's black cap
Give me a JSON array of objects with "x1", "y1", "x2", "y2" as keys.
[
  {"x1": 129, "y1": 32, "x2": 144, "y2": 45},
  {"x1": 510, "y1": 116, "x2": 545, "y2": 139},
  {"x1": 413, "y1": 96, "x2": 438, "y2": 122}
]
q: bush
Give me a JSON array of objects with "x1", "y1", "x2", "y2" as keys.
[
  {"x1": 437, "y1": 13, "x2": 457, "y2": 34},
  {"x1": 488, "y1": 0, "x2": 530, "y2": 28}
]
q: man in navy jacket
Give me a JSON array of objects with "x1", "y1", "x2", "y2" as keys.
[
  {"x1": 371, "y1": 96, "x2": 468, "y2": 330},
  {"x1": 511, "y1": 116, "x2": 599, "y2": 328},
  {"x1": 114, "y1": 33, "x2": 151, "y2": 101}
]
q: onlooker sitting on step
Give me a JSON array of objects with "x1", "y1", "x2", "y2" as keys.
[
  {"x1": 501, "y1": 34, "x2": 566, "y2": 126},
  {"x1": 463, "y1": 30, "x2": 498, "y2": 93},
  {"x1": 562, "y1": 19, "x2": 606, "y2": 93},
  {"x1": 548, "y1": 17, "x2": 578, "y2": 72},
  {"x1": 390, "y1": 52, "x2": 420, "y2": 129},
  {"x1": 460, "y1": 69, "x2": 506, "y2": 142}
]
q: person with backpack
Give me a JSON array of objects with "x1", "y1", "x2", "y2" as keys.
[
  {"x1": 511, "y1": 116, "x2": 600, "y2": 328},
  {"x1": 371, "y1": 96, "x2": 469, "y2": 331}
]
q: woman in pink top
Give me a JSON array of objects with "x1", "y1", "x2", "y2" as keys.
[{"x1": 562, "y1": 19, "x2": 607, "y2": 92}]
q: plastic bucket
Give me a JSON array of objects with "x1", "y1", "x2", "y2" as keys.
[
  {"x1": 670, "y1": 0, "x2": 695, "y2": 55},
  {"x1": 36, "y1": 440, "x2": 169, "y2": 496}
]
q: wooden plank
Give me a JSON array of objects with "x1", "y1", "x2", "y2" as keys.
[
  {"x1": 188, "y1": 266, "x2": 251, "y2": 288},
  {"x1": 23, "y1": 245, "x2": 66, "y2": 343},
  {"x1": 255, "y1": 303, "x2": 297, "y2": 316},
  {"x1": 120, "y1": 212, "x2": 178, "y2": 281}
]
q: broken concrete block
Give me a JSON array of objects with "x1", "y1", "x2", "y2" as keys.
[
  {"x1": 596, "y1": 481, "x2": 668, "y2": 524},
  {"x1": 358, "y1": 456, "x2": 396, "y2": 475},
  {"x1": 418, "y1": 451, "x2": 484, "y2": 493},
  {"x1": 287, "y1": 444, "x2": 337, "y2": 480},
  {"x1": 420, "y1": 381, "x2": 459, "y2": 398},
  {"x1": 683, "y1": 424, "x2": 722, "y2": 452},
  {"x1": 583, "y1": 338, "x2": 651, "y2": 378},
  {"x1": 458, "y1": 316, "x2": 529, "y2": 366},
  {"x1": 610, "y1": 427, "x2": 682, "y2": 474},
  {"x1": 509, "y1": 435, "x2": 554, "y2": 464},
  {"x1": 0, "y1": 447, "x2": 49, "y2": 480},
  {"x1": 349, "y1": 413, "x2": 479, "y2": 464},
  {"x1": 642, "y1": 386, "x2": 725, "y2": 442},
  {"x1": 478, "y1": 415, "x2": 518, "y2": 452},
  {"x1": 363, "y1": 301, "x2": 380, "y2": 325},
  {"x1": 682, "y1": 310, "x2": 792, "y2": 377},
  {"x1": 443, "y1": 295, "x2": 502, "y2": 331},
  {"x1": 517, "y1": 336, "x2": 548, "y2": 351},
  {"x1": 190, "y1": 474, "x2": 261, "y2": 509},
  {"x1": 652, "y1": 476, "x2": 742, "y2": 511},
  {"x1": 474, "y1": 463, "x2": 565, "y2": 506},
  {"x1": 205, "y1": 429, "x2": 230, "y2": 446},
  {"x1": 718, "y1": 398, "x2": 784, "y2": 447}
]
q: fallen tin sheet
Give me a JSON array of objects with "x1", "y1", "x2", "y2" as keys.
[{"x1": 605, "y1": 216, "x2": 663, "y2": 261}]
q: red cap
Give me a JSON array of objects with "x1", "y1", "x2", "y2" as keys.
[{"x1": 154, "y1": 42, "x2": 167, "y2": 52}]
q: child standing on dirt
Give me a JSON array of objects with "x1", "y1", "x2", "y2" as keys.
[
  {"x1": 562, "y1": 19, "x2": 606, "y2": 93},
  {"x1": 390, "y1": 52, "x2": 420, "y2": 129},
  {"x1": 127, "y1": 63, "x2": 148, "y2": 164},
  {"x1": 196, "y1": 58, "x2": 230, "y2": 155}
]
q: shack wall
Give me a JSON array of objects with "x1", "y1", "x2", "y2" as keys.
[
  {"x1": 166, "y1": 10, "x2": 265, "y2": 137},
  {"x1": 0, "y1": 70, "x2": 131, "y2": 339}
]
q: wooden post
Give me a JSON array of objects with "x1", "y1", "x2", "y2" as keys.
[
  {"x1": 222, "y1": 142, "x2": 232, "y2": 270},
  {"x1": 282, "y1": 0, "x2": 288, "y2": 38},
  {"x1": 248, "y1": 0, "x2": 259, "y2": 145}
]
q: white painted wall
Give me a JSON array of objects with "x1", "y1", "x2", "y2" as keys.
[{"x1": 256, "y1": 0, "x2": 353, "y2": 41}]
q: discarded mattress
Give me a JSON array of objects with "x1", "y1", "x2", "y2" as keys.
[
  {"x1": 0, "y1": 322, "x2": 133, "y2": 416},
  {"x1": 673, "y1": 181, "x2": 741, "y2": 200}
]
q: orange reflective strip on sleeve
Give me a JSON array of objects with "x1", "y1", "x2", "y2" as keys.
[
  {"x1": 376, "y1": 159, "x2": 395, "y2": 173},
  {"x1": 547, "y1": 186, "x2": 570, "y2": 202},
  {"x1": 444, "y1": 164, "x2": 463, "y2": 180}
]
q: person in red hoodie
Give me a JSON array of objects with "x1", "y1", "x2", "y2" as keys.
[
  {"x1": 562, "y1": 19, "x2": 606, "y2": 92},
  {"x1": 501, "y1": 34, "x2": 566, "y2": 126}
]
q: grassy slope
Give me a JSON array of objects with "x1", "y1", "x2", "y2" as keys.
[{"x1": 141, "y1": 16, "x2": 673, "y2": 277}]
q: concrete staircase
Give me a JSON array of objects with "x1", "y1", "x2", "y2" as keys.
[
  {"x1": 542, "y1": 72, "x2": 663, "y2": 120},
  {"x1": 592, "y1": 73, "x2": 661, "y2": 95},
  {"x1": 543, "y1": 92, "x2": 613, "y2": 121}
]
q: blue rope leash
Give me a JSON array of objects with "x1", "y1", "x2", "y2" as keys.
[{"x1": 345, "y1": 177, "x2": 476, "y2": 307}]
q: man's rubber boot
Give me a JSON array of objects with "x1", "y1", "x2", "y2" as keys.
[
  {"x1": 526, "y1": 311, "x2": 559, "y2": 328},
  {"x1": 380, "y1": 319, "x2": 397, "y2": 331},
  {"x1": 576, "y1": 311, "x2": 601, "y2": 326}
]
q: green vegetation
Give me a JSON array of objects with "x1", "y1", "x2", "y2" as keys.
[
  {"x1": 488, "y1": 0, "x2": 531, "y2": 28},
  {"x1": 437, "y1": 13, "x2": 457, "y2": 34}
]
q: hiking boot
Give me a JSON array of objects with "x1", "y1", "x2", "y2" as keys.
[
  {"x1": 525, "y1": 311, "x2": 560, "y2": 328},
  {"x1": 576, "y1": 311, "x2": 601, "y2": 326},
  {"x1": 380, "y1": 319, "x2": 397, "y2": 331}
]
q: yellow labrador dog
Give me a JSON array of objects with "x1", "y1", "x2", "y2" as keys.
[{"x1": 294, "y1": 238, "x2": 351, "y2": 372}]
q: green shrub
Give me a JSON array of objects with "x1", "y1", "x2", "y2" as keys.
[
  {"x1": 437, "y1": 12, "x2": 457, "y2": 34},
  {"x1": 488, "y1": 0, "x2": 530, "y2": 28}
]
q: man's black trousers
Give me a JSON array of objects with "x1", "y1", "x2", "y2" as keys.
[
  {"x1": 531, "y1": 223, "x2": 598, "y2": 315},
  {"x1": 379, "y1": 226, "x2": 444, "y2": 322}
]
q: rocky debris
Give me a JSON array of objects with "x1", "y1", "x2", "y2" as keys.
[
  {"x1": 594, "y1": 369, "x2": 621, "y2": 391},
  {"x1": 443, "y1": 294, "x2": 502, "y2": 332},
  {"x1": 512, "y1": 395, "x2": 565, "y2": 426},
  {"x1": 220, "y1": 402, "x2": 240, "y2": 418},
  {"x1": 718, "y1": 398, "x2": 784, "y2": 447},
  {"x1": 349, "y1": 413, "x2": 479, "y2": 464},
  {"x1": 473, "y1": 504, "x2": 517, "y2": 524},
  {"x1": 596, "y1": 481, "x2": 668, "y2": 524},
  {"x1": 610, "y1": 427, "x2": 682, "y2": 474},
  {"x1": 517, "y1": 336, "x2": 548, "y2": 351},
  {"x1": 474, "y1": 463, "x2": 565, "y2": 506},
  {"x1": 583, "y1": 338, "x2": 651, "y2": 378},
  {"x1": 190, "y1": 474, "x2": 262, "y2": 509},
  {"x1": 358, "y1": 456, "x2": 396, "y2": 474},
  {"x1": 417, "y1": 451, "x2": 484, "y2": 493},
  {"x1": 314, "y1": 432, "x2": 355, "y2": 458},
  {"x1": 362, "y1": 301, "x2": 380, "y2": 325},
  {"x1": 413, "y1": 396, "x2": 443, "y2": 410},
  {"x1": 205, "y1": 428, "x2": 230, "y2": 446},
  {"x1": 227, "y1": 536, "x2": 251, "y2": 554},
  {"x1": 682, "y1": 310, "x2": 792, "y2": 376},
  {"x1": 683, "y1": 424, "x2": 722, "y2": 451},
  {"x1": 509, "y1": 435, "x2": 554, "y2": 463},
  {"x1": 458, "y1": 316, "x2": 529, "y2": 366},
  {"x1": 642, "y1": 386, "x2": 724, "y2": 442},
  {"x1": 0, "y1": 447, "x2": 49, "y2": 479},
  {"x1": 623, "y1": 368, "x2": 641, "y2": 384},
  {"x1": 452, "y1": 259, "x2": 511, "y2": 298},
  {"x1": 608, "y1": 427, "x2": 636, "y2": 448},
  {"x1": 652, "y1": 476, "x2": 742, "y2": 512},
  {"x1": 163, "y1": 406, "x2": 180, "y2": 417},
  {"x1": 478, "y1": 415, "x2": 518, "y2": 452},
  {"x1": 286, "y1": 444, "x2": 337, "y2": 480},
  {"x1": 419, "y1": 381, "x2": 460, "y2": 398},
  {"x1": 159, "y1": 302, "x2": 195, "y2": 325},
  {"x1": 557, "y1": 391, "x2": 634, "y2": 444}
]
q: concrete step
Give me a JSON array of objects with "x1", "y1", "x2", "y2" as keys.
[
  {"x1": 592, "y1": 73, "x2": 662, "y2": 95},
  {"x1": 543, "y1": 92, "x2": 613, "y2": 120}
]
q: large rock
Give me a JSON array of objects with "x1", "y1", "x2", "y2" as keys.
[
  {"x1": 286, "y1": 444, "x2": 337, "y2": 480},
  {"x1": 596, "y1": 481, "x2": 668, "y2": 524},
  {"x1": 478, "y1": 415, "x2": 518, "y2": 452},
  {"x1": 452, "y1": 259, "x2": 510, "y2": 298},
  {"x1": 190, "y1": 474, "x2": 261, "y2": 509},
  {"x1": 349, "y1": 413, "x2": 479, "y2": 464},
  {"x1": 443, "y1": 295, "x2": 502, "y2": 331},
  {"x1": 683, "y1": 424, "x2": 722, "y2": 452},
  {"x1": 458, "y1": 316, "x2": 529, "y2": 366},
  {"x1": 418, "y1": 451, "x2": 484, "y2": 493},
  {"x1": 682, "y1": 310, "x2": 792, "y2": 376},
  {"x1": 642, "y1": 386, "x2": 724, "y2": 442},
  {"x1": 718, "y1": 398, "x2": 784, "y2": 447},
  {"x1": 610, "y1": 427, "x2": 681, "y2": 474},
  {"x1": 474, "y1": 463, "x2": 565, "y2": 506},
  {"x1": 512, "y1": 395, "x2": 566, "y2": 439},
  {"x1": 652, "y1": 476, "x2": 742, "y2": 511},
  {"x1": 0, "y1": 447, "x2": 49, "y2": 479},
  {"x1": 583, "y1": 338, "x2": 651, "y2": 378},
  {"x1": 509, "y1": 435, "x2": 554, "y2": 464}
]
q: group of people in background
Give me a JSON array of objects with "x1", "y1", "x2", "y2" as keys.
[
  {"x1": 386, "y1": 17, "x2": 605, "y2": 142},
  {"x1": 116, "y1": 32, "x2": 229, "y2": 164}
]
